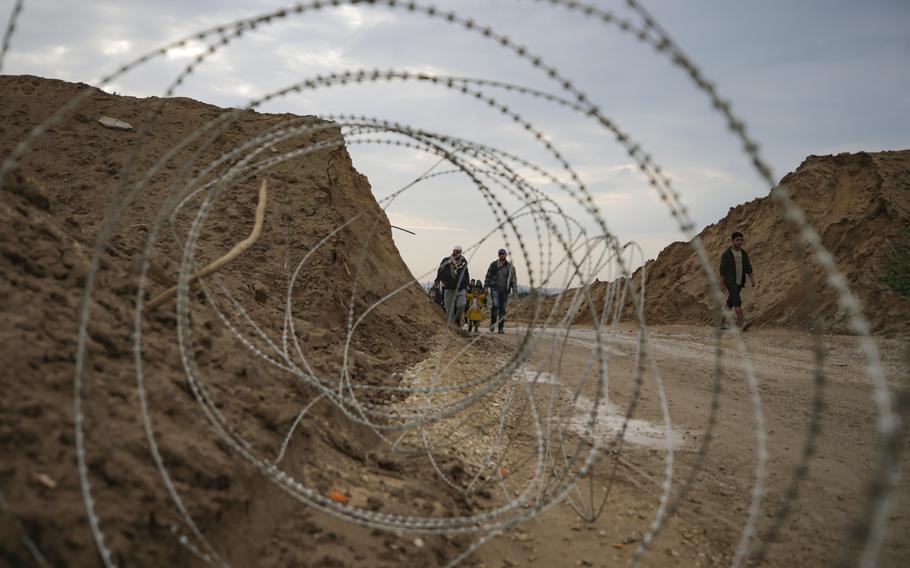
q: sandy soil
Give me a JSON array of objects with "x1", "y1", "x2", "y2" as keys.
[{"x1": 397, "y1": 324, "x2": 908, "y2": 567}]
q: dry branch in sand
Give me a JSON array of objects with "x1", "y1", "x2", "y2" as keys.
[{"x1": 144, "y1": 178, "x2": 268, "y2": 312}]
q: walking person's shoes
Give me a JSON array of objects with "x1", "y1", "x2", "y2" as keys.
[
  {"x1": 742, "y1": 320, "x2": 753, "y2": 331},
  {"x1": 490, "y1": 325, "x2": 495, "y2": 332}
]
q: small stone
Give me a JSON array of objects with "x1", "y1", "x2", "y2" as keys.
[
  {"x1": 413, "y1": 537, "x2": 424, "y2": 548},
  {"x1": 252, "y1": 282, "x2": 268, "y2": 304},
  {"x1": 98, "y1": 116, "x2": 133, "y2": 130},
  {"x1": 367, "y1": 496, "x2": 383, "y2": 511},
  {"x1": 32, "y1": 473, "x2": 57, "y2": 489}
]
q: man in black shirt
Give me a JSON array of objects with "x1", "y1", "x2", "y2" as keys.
[{"x1": 719, "y1": 231, "x2": 756, "y2": 330}]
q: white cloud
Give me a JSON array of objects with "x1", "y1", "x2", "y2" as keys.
[
  {"x1": 165, "y1": 40, "x2": 208, "y2": 60},
  {"x1": 273, "y1": 45, "x2": 359, "y2": 75},
  {"x1": 335, "y1": 5, "x2": 397, "y2": 31},
  {"x1": 211, "y1": 82, "x2": 262, "y2": 99},
  {"x1": 669, "y1": 165, "x2": 737, "y2": 184},
  {"x1": 400, "y1": 63, "x2": 449, "y2": 76},
  {"x1": 291, "y1": 49, "x2": 350, "y2": 69},
  {"x1": 100, "y1": 39, "x2": 132, "y2": 56},
  {"x1": 337, "y1": 5, "x2": 366, "y2": 30},
  {"x1": 14, "y1": 44, "x2": 68, "y2": 65},
  {"x1": 574, "y1": 163, "x2": 638, "y2": 185},
  {"x1": 590, "y1": 190, "x2": 638, "y2": 208}
]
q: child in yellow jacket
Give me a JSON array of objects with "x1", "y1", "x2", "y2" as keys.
[{"x1": 465, "y1": 285, "x2": 487, "y2": 333}]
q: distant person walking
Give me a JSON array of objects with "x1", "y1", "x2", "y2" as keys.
[
  {"x1": 434, "y1": 283, "x2": 446, "y2": 311},
  {"x1": 485, "y1": 248, "x2": 518, "y2": 333},
  {"x1": 437, "y1": 245, "x2": 470, "y2": 327},
  {"x1": 428, "y1": 286, "x2": 445, "y2": 312},
  {"x1": 719, "y1": 231, "x2": 756, "y2": 330}
]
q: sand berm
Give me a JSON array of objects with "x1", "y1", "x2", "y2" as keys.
[
  {"x1": 514, "y1": 149, "x2": 910, "y2": 336},
  {"x1": 0, "y1": 75, "x2": 475, "y2": 566}
]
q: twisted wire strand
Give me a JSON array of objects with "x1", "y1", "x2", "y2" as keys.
[{"x1": 0, "y1": 0, "x2": 23, "y2": 74}]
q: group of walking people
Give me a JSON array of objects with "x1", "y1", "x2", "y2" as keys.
[
  {"x1": 429, "y1": 245, "x2": 518, "y2": 333},
  {"x1": 426, "y1": 232, "x2": 754, "y2": 335}
]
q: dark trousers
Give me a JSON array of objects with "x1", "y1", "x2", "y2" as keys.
[
  {"x1": 490, "y1": 288, "x2": 510, "y2": 330},
  {"x1": 726, "y1": 284, "x2": 743, "y2": 308}
]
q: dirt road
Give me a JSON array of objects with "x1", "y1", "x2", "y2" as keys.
[{"x1": 409, "y1": 324, "x2": 909, "y2": 567}]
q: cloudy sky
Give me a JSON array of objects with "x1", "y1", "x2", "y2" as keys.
[{"x1": 2, "y1": 0, "x2": 908, "y2": 288}]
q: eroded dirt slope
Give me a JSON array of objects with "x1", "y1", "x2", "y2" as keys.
[
  {"x1": 0, "y1": 75, "x2": 465, "y2": 566},
  {"x1": 516, "y1": 150, "x2": 910, "y2": 336}
]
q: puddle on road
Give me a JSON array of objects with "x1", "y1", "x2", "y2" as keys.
[{"x1": 512, "y1": 367, "x2": 683, "y2": 450}]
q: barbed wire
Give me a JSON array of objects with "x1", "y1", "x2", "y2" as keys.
[
  {"x1": 0, "y1": 0, "x2": 23, "y2": 74},
  {"x1": 0, "y1": 1, "x2": 902, "y2": 567}
]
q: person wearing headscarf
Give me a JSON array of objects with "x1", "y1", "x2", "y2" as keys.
[{"x1": 436, "y1": 244, "x2": 470, "y2": 327}]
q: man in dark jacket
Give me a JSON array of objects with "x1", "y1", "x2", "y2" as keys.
[
  {"x1": 719, "y1": 231, "x2": 756, "y2": 330},
  {"x1": 436, "y1": 245, "x2": 470, "y2": 326},
  {"x1": 485, "y1": 248, "x2": 518, "y2": 333}
]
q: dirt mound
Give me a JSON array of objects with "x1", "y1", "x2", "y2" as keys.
[
  {"x1": 0, "y1": 75, "x2": 464, "y2": 566},
  {"x1": 517, "y1": 149, "x2": 910, "y2": 336}
]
